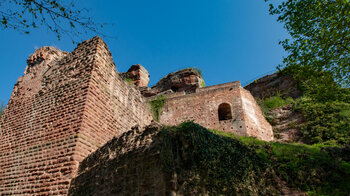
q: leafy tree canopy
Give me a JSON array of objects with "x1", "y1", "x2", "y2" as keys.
[
  {"x1": 0, "y1": 0, "x2": 107, "y2": 42},
  {"x1": 266, "y1": 0, "x2": 350, "y2": 87}
]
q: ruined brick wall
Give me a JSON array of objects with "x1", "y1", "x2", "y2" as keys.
[
  {"x1": 0, "y1": 44, "x2": 90, "y2": 195},
  {"x1": 0, "y1": 36, "x2": 152, "y2": 195},
  {"x1": 158, "y1": 82, "x2": 249, "y2": 137},
  {"x1": 68, "y1": 123, "x2": 169, "y2": 196},
  {"x1": 157, "y1": 82, "x2": 273, "y2": 141},
  {"x1": 73, "y1": 37, "x2": 152, "y2": 162},
  {"x1": 240, "y1": 88, "x2": 273, "y2": 141}
]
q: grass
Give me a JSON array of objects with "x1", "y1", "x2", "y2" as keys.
[{"x1": 262, "y1": 95, "x2": 294, "y2": 110}]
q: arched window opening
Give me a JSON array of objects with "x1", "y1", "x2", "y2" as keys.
[{"x1": 218, "y1": 103, "x2": 232, "y2": 121}]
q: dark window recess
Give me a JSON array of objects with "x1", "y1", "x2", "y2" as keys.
[
  {"x1": 218, "y1": 103, "x2": 232, "y2": 121},
  {"x1": 171, "y1": 86, "x2": 178, "y2": 92}
]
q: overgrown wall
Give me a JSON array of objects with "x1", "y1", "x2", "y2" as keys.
[
  {"x1": 69, "y1": 122, "x2": 280, "y2": 195},
  {"x1": 68, "y1": 124, "x2": 169, "y2": 195}
]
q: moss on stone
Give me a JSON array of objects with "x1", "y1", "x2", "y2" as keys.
[{"x1": 150, "y1": 95, "x2": 166, "y2": 122}]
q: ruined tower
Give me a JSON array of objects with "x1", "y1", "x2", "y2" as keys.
[{"x1": 0, "y1": 37, "x2": 152, "y2": 195}]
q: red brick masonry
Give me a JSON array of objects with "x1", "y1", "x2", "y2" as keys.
[
  {"x1": 157, "y1": 82, "x2": 273, "y2": 141},
  {"x1": 0, "y1": 37, "x2": 152, "y2": 195}
]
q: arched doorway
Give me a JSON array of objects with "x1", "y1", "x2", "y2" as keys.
[{"x1": 218, "y1": 103, "x2": 232, "y2": 121}]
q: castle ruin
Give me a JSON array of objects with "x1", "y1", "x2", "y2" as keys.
[{"x1": 0, "y1": 36, "x2": 272, "y2": 195}]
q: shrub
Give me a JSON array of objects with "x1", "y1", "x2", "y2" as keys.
[{"x1": 294, "y1": 98, "x2": 350, "y2": 145}]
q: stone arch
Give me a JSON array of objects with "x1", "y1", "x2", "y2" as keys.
[{"x1": 218, "y1": 103, "x2": 232, "y2": 121}]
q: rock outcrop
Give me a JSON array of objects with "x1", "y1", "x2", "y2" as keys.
[
  {"x1": 119, "y1": 64, "x2": 150, "y2": 87},
  {"x1": 268, "y1": 105, "x2": 303, "y2": 143},
  {"x1": 244, "y1": 72, "x2": 304, "y2": 143},
  {"x1": 245, "y1": 73, "x2": 302, "y2": 99},
  {"x1": 153, "y1": 68, "x2": 204, "y2": 93},
  {"x1": 141, "y1": 68, "x2": 205, "y2": 97}
]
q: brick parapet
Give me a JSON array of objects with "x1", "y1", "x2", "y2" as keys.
[{"x1": 149, "y1": 81, "x2": 241, "y2": 101}]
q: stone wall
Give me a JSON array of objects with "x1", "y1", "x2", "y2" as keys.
[
  {"x1": 68, "y1": 123, "x2": 169, "y2": 196},
  {"x1": 157, "y1": 81, "x2": 273, "y2": 141},
  {"x1": 74, "y1": 37, "x2": 152, "y2": 163},
  {"x1": 158, "y1": 82, "x2": 247, "y2": 137},
  {"x1": 0, "y1": 36, "x2": 152, "y2": 195},
  {"x1": 240, "y1": 88, "x2": 273, "y2": 141},
  {"x1": 119, "y1": 64, "x2": 150, "y2": 87}
]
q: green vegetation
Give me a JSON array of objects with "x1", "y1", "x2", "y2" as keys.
[
  {"x1": 294, "y1": 97, "x2": 350, "y2": 144},
  {"x1": 160, "y1": 122, "x2": 278, "y2": 195},
  {"x1": 150, "y1": 95, "x2": 166, "y2": 122},
  {"x1": 159, "y1": 122, "x2": 350, "y2": 195},
  {"x1": 200, "y1": 80, "x2": 205, "y2": 87},
  {"x1": 1, "y1": 0, "x2": 106, "y2": 42},
  {"x1": 258, "y1": 94, "x2": 294, "y2": 125},
  {"x1": 260, "y1": 92, "x2": 350, "y2": 145},
  {"x1": 261, "y1": 94, "x2": 294, "y2": 110},
  {"x1": 210, "y1": 128, "x2": 350, "y2": 195},
  {"x1": 262, "y1": 0, "x2": 350, "y2": 145},
  {"x1": 123, "y1": 73, "x2": 135, "y2": 86},
  {"x1": 281, "y1": 65, "x2": 350, "y2": 103},
  {"x1": 278, "y1": 66, "x2": 350, "y2": 145},
  {"x1": 266, "y1": 0, "x2": 350, "y2": 86},
  {"x1": 124, "y1": 77, "x2": 134, "y2": 86},
  {"x1": 258, "y1": 65, "x2": 350, "y2": 145}
]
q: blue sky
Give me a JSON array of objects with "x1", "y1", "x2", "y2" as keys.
[{"x1": 0, "y1": 0, "x2": 289, "y2": 104}]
